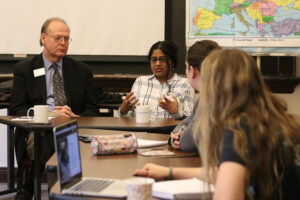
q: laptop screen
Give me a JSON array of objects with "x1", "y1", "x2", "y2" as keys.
[{"x1": 54, "y1": 121, "x2": 82, "y2": 189}]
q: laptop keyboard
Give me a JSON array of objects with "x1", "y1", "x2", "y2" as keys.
[{"x1": 71, "y1": 179, "x2": 114, "y2": 193}]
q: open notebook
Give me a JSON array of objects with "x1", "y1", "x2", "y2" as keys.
[
  {"x1": 152, "y1": 178, "x2": 214, "y2": 200},
  {"x1": 137, "y1": 138, "x2": 168, "y2": 148},
  {"x1": 53, "y1": 121, "x2": 127, "y2": 198}
]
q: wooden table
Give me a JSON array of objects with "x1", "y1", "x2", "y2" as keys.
[
  {"x1": 0, "y1": 116, "x2": 75, "y2": 200},
  {"x1": 0, "y1": 116, "x2": 180, "y2": 199},
  {"x1": 48, "y1": 129, "x2": 200, "y2": 199},
  {"x1": 77, "y1": 117, "x2": 180, "y2": 133}
]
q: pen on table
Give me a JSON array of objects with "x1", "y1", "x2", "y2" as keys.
[
  {"x1": 179, "y1": 125, "x2": 186, "y2": 132},
  {"x1": 177, "y1": 125, "x2": 186, "y2": 140}
]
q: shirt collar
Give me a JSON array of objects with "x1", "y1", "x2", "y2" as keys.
[
  {"x1": 149, "y1": 73, "x2": 178, "y2": 82},
  {"x1": 42, "y1": 53, "x2": 63, "y2": 70},
  {"x1": 149, "y1": 74, "x2": 156, "y2": 80}
]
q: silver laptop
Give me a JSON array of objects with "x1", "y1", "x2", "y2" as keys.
[{"x1": 53, "y1": 121, "x2": 127, "y2": 198}]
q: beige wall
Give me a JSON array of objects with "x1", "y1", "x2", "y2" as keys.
[{"x1": 276, "y1": 57, "x2": 300, "y2": 116}]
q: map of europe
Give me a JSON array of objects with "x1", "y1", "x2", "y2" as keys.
[{"x1": 187, "y1": 0, "x2": 300, "y2": 55}]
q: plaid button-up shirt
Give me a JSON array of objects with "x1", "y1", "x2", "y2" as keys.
[{"x1": 120, "y1": 73, "x2": 194, "y2": 118}]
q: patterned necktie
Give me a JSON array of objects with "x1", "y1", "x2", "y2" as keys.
[{"x1": 52, "y1": 64, "x2": 67, "y2": 106}]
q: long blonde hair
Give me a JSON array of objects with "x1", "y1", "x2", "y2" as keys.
[{"x1": 194, "y1": 49, "x2": 300, "y2": 199}]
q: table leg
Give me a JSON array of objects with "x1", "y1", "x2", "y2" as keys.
[
  {"x1": 7, "y1": 126, "x2": 15, "y2": 190},
  {"x1": 33, "y1": 131, "x2": 42, "y2": 200},
  {"x1": 0, "y1": 126, "x2": 16, "y2": 196}
]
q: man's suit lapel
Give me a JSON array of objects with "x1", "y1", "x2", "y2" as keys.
[{"x1": 32, "y1": 54, "x2": 47, "y2": 103}]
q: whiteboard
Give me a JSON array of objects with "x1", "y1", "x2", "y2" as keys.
[{"x1": 0, "y1": 0, "x2": 165, "y2": 56}]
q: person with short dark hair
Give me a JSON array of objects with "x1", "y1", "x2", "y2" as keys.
[
  {"x1": 169, "y1": 40, "x2": 221, "y2": 152},
  {"x1": 119, "y1": 41, "x2": 194, "y2": 119},
  {"x1": 10, "y1": 17, "x2": 98, "y2": 199}
]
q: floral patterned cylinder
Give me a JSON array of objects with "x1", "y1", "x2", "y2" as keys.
[{"x1": 91, "y1": 133, "x2": 137, "y2": 155}]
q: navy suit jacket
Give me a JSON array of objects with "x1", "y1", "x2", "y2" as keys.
[
  {"x1": 9, "y1": 54, "x2": 99, "y2": 164},
  {"x1": 9, "y1": 54, "x2": 98, "y2": 116}
]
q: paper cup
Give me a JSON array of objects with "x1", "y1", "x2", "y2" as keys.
[{"x1": 126, "y1": 177, "x2": 154, "y2": 200}]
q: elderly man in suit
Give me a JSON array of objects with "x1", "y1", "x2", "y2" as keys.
[{"x1": 9, "y1": 17, "x2": 99, "y2": 199}]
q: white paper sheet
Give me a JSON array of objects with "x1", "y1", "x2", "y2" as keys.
[{"x1": 137, "y1": 139, "x2": 168, "y2": 148}]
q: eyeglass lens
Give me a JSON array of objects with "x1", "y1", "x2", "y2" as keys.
[
  {"x1": 47, "y1": 34, "x2": 71, "y2": 43},
  {"x1": 150, "y1": 56, "x2": 167, "y2": 63},
  {"x1": 54, "y1": 36, "x2": 71, "y2": 43}
]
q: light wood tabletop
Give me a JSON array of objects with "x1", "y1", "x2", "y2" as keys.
[{"x1": 48, "y1": 129, "x2": 200, "y2": 199}]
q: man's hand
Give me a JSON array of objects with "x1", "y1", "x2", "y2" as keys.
[
  {"x1": 53, "y1": 105, "x2": 79, "y2": 117},
  {"x1": 120, "y1": 92, "x2": 139, "y2": 114},
  {"x1": 158, "y1": 94, "x2": 178, "y2": 115}
]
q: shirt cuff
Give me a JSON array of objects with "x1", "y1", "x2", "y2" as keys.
[
  {"x1": 118, "y1": 107, "x2": 130, "y2": 117},
  {"x1": 170, "y1": 107, "x2": 183, "y2": 118}
]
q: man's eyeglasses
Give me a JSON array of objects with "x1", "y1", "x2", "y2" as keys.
[
  {"x1": 46, "y1": 34, "x2": 72, "y2": 43},
  {"x1": 150, "y1": 56, "x2": 168, "y2": 63}
]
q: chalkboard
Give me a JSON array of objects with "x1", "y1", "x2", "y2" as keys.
[{"x1": 0, "y1": 0, "x2": 164, "y2": 56}]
